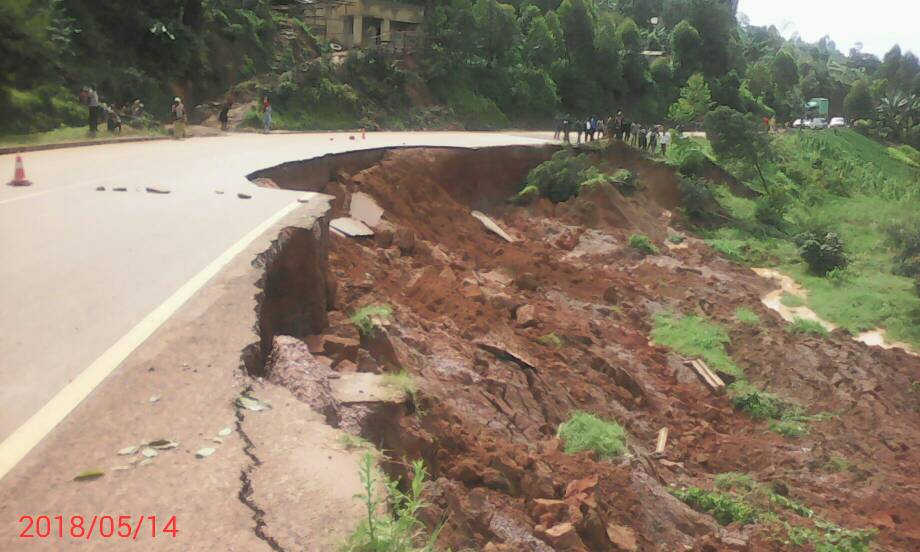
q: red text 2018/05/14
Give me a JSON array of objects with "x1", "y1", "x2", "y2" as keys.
[{"x1": 19, "y1": 515, "x2": 179, "y2": 540}]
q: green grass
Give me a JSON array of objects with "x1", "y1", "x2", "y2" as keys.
[
  {"x1": 780, "y1": 293, "x2": 806, "y2": 308},
  {"x1": 650, "y1": 312, "x2": 742, "y2": 378},
  {"x1": 697, "y1": 129, "x2": 920, "y2": 350},
  {"x1": 788, "y1": 318, "x2": 830, "y2": 337},
  {"x1": 557, "y1": 411, "x2": 627, "y2": 459},
  {"x1": 537, "y1": 332, "x2": 564, "y2": 348},
  {"x1": 628, "y1": 234, "x2": 659, "y2": 255},
  {"x1": 672, "y1": 475, "x2": 875, "y2": 550},
  {"x1": 769, "y1": 419, "x2": 809, "y2": 438},
  {"x1": 0, "y1": 125, "x2": 163, "y2": 148},
  {"x1": 734, "y1": 307, "x2": 761, "y2": 325},
  {"x1": 349, "y1": 304, "x2": 393, "y2": 337},
  {"x1": 728, "y1": 381, "x2": 802, "y2": 421}
]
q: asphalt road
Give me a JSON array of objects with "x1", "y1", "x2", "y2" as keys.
[{"x1": 0, "y1": 131, "x2": 548, "y2": 444}]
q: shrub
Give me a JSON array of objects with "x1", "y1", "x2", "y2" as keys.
[
  {"x1": 537, "y1": 333, "x2": 564, "y2": 347},
  {"x1": 795, "y1": 231, "x2": 849, "y2": 275},
  {"x1": 729, "y1": 382, "x2": 798, "y2": 421},
  {"x1": 629, "y1": 234, "x2": 659, "y2": 255},
  {"x1": 770, "y1": 420, "x2": 809, "y2": 438},
  {"x1": 788, "y1": 317, "x2": 830, "y2": 337},
  {"x1": 734, "y1": 308, "x2": 761, "y2": 325},
  {"x1": 521, "y1": 150, "x2": 596, "y2": 203},
  {"x1": 343, "y1": 454, "x2": 440, "y2": 552},
  {"x1": 610, "y1": 169, "x2": 638, "y2": 194},
  {"x1": 678, "y1": 149, "x2": 708, "y2": 175},
  {"x1": 557, "y1": 412, "x2": 627, "y2": 459},
  {"x1": 350, "y1": 304, "x2": 393, "y2": 337},
  {"x1": 886, "y1": 220, "x2": 920, "y2": 280},
  {"x1": 754, "y1": 189, "x2": 790, "y2": 228},
  {"x1": 671, "y1": 487, "x2": 758, "y2": 525},
  {"x1": 679, "y1": 176, "x2": 716, "y2": 219}
]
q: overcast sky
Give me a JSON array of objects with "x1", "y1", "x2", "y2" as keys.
[{"x1": 738, "y1": 0, "x2": 920, "y2": 58}]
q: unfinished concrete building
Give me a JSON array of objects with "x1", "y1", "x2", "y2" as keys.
[{"x1": 301, "y1": 0, "x2": 424, "y2": 52}]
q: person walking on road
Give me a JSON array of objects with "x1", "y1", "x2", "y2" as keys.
[
  {"x1": 648, "y1": 126, "x2": 658, "y2": 153},
  {"x1": 219, "y1": 100, "x2": 231, "y2": 131},
  {"x1": 660, "y1": 126, "x2": 671, "y2": 156},
  {"x1": 262, "y1": 96, "x2": 272, "y2": 133},
  {"x1": 637, "y1": 126, "x2": 647, "y2": 150},
  {"x1": 562, "y1": 115, "x2": 571, "y2": 143},
  {"x1": 172, "y1": 97, "x2": 187, "y2": 140},
  {"x1": 553, "y1": 115, "x2": 562, "y2": 140},
  {"x1": 85, "y1": 86, "x2": 100, "y2": 136},
  {"x1": 574, "y1": 118, "x2": 583, "y2": 144}
]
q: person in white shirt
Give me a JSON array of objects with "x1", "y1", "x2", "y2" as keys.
[{"x1": 660, "y1": 127, "x2": 671, "y2": 156}]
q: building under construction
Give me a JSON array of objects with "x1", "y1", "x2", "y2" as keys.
[{"x1": 299, "y1": 0, "x2": 424, "y2": 52}]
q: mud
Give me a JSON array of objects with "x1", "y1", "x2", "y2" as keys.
[{"x1": 248, "y1": 145, "x2": 920, "y2": 551}]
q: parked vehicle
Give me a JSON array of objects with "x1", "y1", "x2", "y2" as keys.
[
  {"x1": 806, "y1": 118, "x2": 828, "y2": 129},
  {"x1": 792, "y1": 119, "x2": 803, "y2": 128},
  {"x1": 829, "y1": 117, "x2": 846, "y2": 128}
]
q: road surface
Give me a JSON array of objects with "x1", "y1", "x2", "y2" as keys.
[{"x1": 0, "y1": 131, "x2": 548, "y2": 464}]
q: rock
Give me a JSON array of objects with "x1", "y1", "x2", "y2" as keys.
[
  {"x1": 319, "y1": 335, "x2": 360, "y2": 362},
  {"x1": 544, "y1": 522, "x2": 586, "y2": 550},
  {"x1": 555, "y1": 232, "x2": 580, "y2": 251},
  {"x1": 265, "y1": 336, "x2": 338, "y2": 421},
  {"x1": 356, "y1": 348, "x2": 379, "y2": 373},
  {"x1": 605, "y1": 523, "x2": 638, "y2": 551},
  {"x1": 603, "y1": 286, "x2": 620, "y2": 304},
  {"x1": 95, "y1": 186, "x2": 105, "y2": 191},
  {"x1": 429, "y1": 245, "x2": 452, "y2": 265},
  {"x1": 237, "y1": 192, "x2": 252, "y2": 199},
  {"x1": 113, "y1": 187, "x2": 127, "y2": 192},
  {"x1": 337, "y1": 360, "x2": 358, "y2": 373},
  {"x1": 515, "y1": 304, "x2": 537, "y2": 328},
  {"x1": 145, "y1": 186, "x2": 170, "y2": 194},
  {"x1": 482, "y1": 468, "x2": 512, "y2": 492},
  {"x1": 463, "y1": 285, "x2": 485, "y2": 303},
  {"x1": 514, "y1": 272, "x2": 540, "y2": 291},
  {"x1": 439, "y1": 266, "x2": 457, "y2": 283},
  {"x1": 395, "y1": 228, "x2": 416, "y2": 255},
  {"x1": 448, "y1": 458, "x2": 482, "y2": 484},
  {"x1": 530, "y1": 499, "x2": 568, "y2": 525},
  {"x1": 375, "y1": 228, "x2": 394, "y2": 248}
]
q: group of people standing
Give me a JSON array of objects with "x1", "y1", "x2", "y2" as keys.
[{"x1": 554, "y1": 112, "x2": 672, "y2": 156}]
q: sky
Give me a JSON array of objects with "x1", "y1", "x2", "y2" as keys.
[{"x1": 738, "y1": 0, "x2": 920, "y2": 58}]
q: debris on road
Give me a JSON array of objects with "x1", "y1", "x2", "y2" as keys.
[
  {"x1": 195, "y1": 447, "x2": 216, "y2": 459},
  {"x1": 236, "y1": 394, "x2": 271, "y2": 411},
  {"x1": 95, "y1": 186, "x2": 105, "y2": 191},
  {"x1": 237, "y1": 192, "x2": 252, "y2": 199},
  {"x1": 685, "y1": 358, "x2": 725, "y2": 394},
  {"x1": 349, "y1": 192, "x2": 383, "y2": 228},
  {"x1": 113, "y1": 187, "x2": 127, "y2": 192},
  {"x1": 73, "y1": 468, "x2": 105, "y2": 481},
  {"x1": 145, "y1": 186, "x2": 171, "y2": 194}
]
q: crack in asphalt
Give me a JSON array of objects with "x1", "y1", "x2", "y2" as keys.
[{"x1": 235, "y1": 384, "x2": 286, "y2": 552}]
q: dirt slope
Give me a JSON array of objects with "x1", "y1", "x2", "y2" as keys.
[{"x1": 250, "y1": 145, "x2": 920, "y2": 551}]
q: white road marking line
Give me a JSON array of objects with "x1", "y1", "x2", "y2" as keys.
[{"x1": 0, "y1": 200, "x2": 301, "y2": 480}]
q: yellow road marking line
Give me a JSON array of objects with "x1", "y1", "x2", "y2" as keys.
[{"x1": 0, "y1": 200, "x2": 301, "y2": 480}]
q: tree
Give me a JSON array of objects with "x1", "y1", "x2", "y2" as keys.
[
  {"x1": 746, "y1": 60, "x2": 772, "y2": 99},
  {"x1": 668, "y1": 73, "x2": 712, "y2": 126},
  {"x1": 879, "y1": 44, "x2": 902, "y2": 85},
  {"x1": 558, "y1": 0, "x2": 596, "y2": 67},
  {"x1": 704, "y1": 106, "x2": 772, "y2": 189},
  {"x1": 843, "y1": 80, "x2": 874, "y2": 121},
  {"x1": 593, "y1": 17, "x2": 625, "y2": 98},
  {"x1": 524, "y1": 15, "x2": 561, "y2": 69},
  {"x1": 472, "y1": 0, "x2": 519, "y2": 66},
  {"x1": 616, "y1": 17, "x2": 641, "y2": 53},
  {"x1": 772, "y1": 50, "x2": 799, "y2": 94},
  {"x1": 670, "y1": 20, "x2": 702, "y2": 79}
]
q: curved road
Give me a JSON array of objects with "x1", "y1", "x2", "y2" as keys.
[{"x1": 0, "y1": 131, "x2": 547, "y2": 466}]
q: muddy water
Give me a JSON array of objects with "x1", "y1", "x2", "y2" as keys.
[{"x1": 752, "y1": 267, "x2": 917, "y2": 356}]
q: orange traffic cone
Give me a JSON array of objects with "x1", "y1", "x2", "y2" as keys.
[{"x1": 7, "y1": 155, "x2": 32, "y2": 187}]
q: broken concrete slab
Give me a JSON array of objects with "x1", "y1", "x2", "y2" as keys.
[
  {"x1": 330, "y1": 373, "x2": 406, "y2": 404},
  {"x1": 471, "y1": 210, "x2": 516, "y2": 242},
  {"x1": 350, "y1": 192, "x2": 384, "y2": 228},
  {"x1": 330, "y1": 217, "x2": 374, "y2": 237}
]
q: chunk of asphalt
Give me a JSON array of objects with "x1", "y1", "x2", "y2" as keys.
[
  {"x1": 113, "y1": 187, "x2": 127, "y2": 192},
  {"x1": 95, "y1": 186, "x2": 105, "y2": 191},
  {"x1": 145, "y1": 186, "x2": 170, "y2": 194},
  {"x1": 350, "y1": 192, "x2": 384, "y2": 228},
  {"x1": 237, "y1": 193, "x2": 252, "y2": 199},
  {"x1": 330, "y1": 217, "x2": 374, "y2": 237}
]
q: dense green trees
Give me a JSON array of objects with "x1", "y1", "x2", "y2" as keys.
[
  {"x1": 4, "y1": 0, "x2": 920, "y2": 145},
  {"x1": 705, "y1": 106, "x2": 772, "y2": 188}
]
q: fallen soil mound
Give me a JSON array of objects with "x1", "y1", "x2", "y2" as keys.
[{"x1": 247, "y1": 145, "x2": 920, "y2": 551}]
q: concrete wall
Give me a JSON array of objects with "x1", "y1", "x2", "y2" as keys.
[{"x1": 305, "y1": 0, "x2": 423, "y2": 47}]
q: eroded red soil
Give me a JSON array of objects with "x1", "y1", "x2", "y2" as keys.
[{"x1": 255, "y1": 145, "x2": 920, "y2": 551}]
